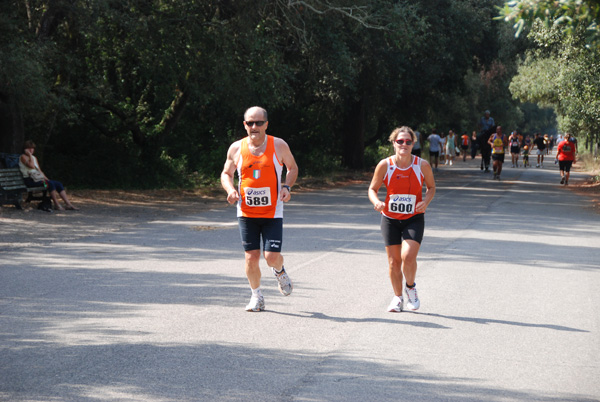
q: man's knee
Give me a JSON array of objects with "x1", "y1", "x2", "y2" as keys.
[
  {"x1": 264, "y1": 251, "x2": 282, "y2": 267},
  {"x1": 245, "y1": 250, "x2": 261, "y2": 264}
]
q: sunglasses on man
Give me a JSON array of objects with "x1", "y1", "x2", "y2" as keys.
[{"x1": 245, "y1": 121, "x2": 267, "y2": 127}]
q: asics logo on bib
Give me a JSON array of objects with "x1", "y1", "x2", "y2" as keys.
[
  {"x1": 393, "y1": 195, "x2": 413, "y2": 202},
  {"x1": 247, "y1": 189, "x2": 268, "y2": 196}
]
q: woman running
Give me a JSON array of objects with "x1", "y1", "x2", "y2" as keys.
[{"x1": 368, "y1": 126, "x2": 436, "y2": 312}]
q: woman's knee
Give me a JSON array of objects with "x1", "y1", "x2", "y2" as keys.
[
  {"x1": 388, "y1": 256, "x2": 402, "y2": 272},
  {"x1": 401, "y1": 241, "x2": 420, "y2": 262}
]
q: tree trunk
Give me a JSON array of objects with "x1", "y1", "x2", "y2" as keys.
[
  {"x1": 341, "y1": 97, "x2": 366, "y2": 169},
  {"x1": 0, "y1": 93, "x2": 25, "y2": 153}
]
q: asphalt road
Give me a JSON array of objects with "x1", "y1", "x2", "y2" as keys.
[{"x1": 1, "y1": 157, "x2": 599, "y2": 401}]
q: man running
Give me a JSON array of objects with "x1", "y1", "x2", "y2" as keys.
[
  {"x1": 488, "y1": 126, "x2": 507, "y2": 180},
  {"x1": 556, "y1": 133, "x2": 576, "y2": 185},
  {"x1": 533, "y1": 133, "x2": 546, "y2": 168},
  {"x1": 221, "y1": 106, "x2": 299, "y2": 311},
  {"x1": 508, "y1": 131, "x2": 521, "y2": 168},
  {"x1": 460, "y1": 132, "x2": 470, "y2": 162}
]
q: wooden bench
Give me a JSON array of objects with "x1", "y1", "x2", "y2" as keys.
[{"x1": 0, "y1": 163, "x2": 48, "y2": 210}]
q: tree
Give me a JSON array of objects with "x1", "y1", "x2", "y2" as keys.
[
  {"x1": 499, "y1": 0, "x2": 600, "y2": 51},
  {"x1": 0, "y1": 1, "x2": 63, "y2": 154},
  {"x1": 501, "y1": 1, "x2": 600, "y2": 148},
  {"x1": 2, "y1": 1, "x2": 550, "y2": 187}
]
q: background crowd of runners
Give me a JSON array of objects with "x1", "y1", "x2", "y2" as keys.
[{"x1": 415, "y1": 110, "x2": 579, "y2": 183}]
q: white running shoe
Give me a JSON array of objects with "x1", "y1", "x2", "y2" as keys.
[
  {"x1": 387, "y1": 296, "x2": 404, "y2": 312},
  {"x1": 405, "y1": 285, "x2": 420, "y2": 311},
  {"x1": 245, "y1": 295, "x2": 265, "y2": 312},
  {"x1": 450, "y1": 160, "x2": 453, "y2": 166},
  {"x1": 273, "y1": 267, "x2": 293, "y2": 296}
]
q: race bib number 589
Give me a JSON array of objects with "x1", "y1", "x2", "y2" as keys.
[
  {"x1": 244, "y1": 187, "x2": 272, "y2": 207},
  {"x1": 388, "y1": 194, "x2": 416, "y2": 214}
]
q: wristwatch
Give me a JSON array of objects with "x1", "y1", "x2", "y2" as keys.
[{"x1": 282, "y1": 185, "x2": 291, "y2": 191}]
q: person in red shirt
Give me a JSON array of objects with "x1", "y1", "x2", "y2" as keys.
[
  {"x1": 556, "y1": 133, "x2": 576, "y2": 185},
  {"x1": 368, "y1": 126, "x2": 436, "y2": 312},
  {"x1": 460, "y1": 133, "x2": 470, "y2": 162}
]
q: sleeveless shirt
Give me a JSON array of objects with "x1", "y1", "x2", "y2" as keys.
[
  {"x1": 236, "y1": 135, "x2": 284, "y2": 218},
  {"x1": 491, "y1": 134, "x2": 505, "y2": 154},
  {"x1": 19, "y1": 154, "x2": 41, "y2": 178},
  {"x1": 382, "y1": 155, "x2": 424, "y2": 221}
]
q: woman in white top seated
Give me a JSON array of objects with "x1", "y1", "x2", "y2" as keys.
[{"x1": 19, "y1": 140, "x2": 78, "y2": 210}]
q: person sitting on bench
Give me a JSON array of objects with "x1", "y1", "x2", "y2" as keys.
[{"x1": 19, "y1": 140, "x2": 78, "y2": 211}]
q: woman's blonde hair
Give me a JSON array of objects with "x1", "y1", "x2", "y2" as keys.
[{"x1": 388, "y1": 126, "x2": 416, "y2": 143}]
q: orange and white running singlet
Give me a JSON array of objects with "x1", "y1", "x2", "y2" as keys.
[
  {"x1": 236, "y1": 135, "x2": 284, "y2": 218},
  {"x1": 382, "y1": 155, "x2": 424, "y2": 221}
]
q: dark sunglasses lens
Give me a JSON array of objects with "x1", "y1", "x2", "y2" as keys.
[
  {"x1": 246, "y1": 121, "x2": 265, "y2": 127},
  {"x1": 396, "y1": 140, "x2": 413, "y2": 145}
]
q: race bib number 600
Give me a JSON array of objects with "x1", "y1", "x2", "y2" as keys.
[
  {"x1": 388, "y1": 194, "x2": 416, "y2": 214},
  {"x1": 244, "y1": 187, "x2": 272, "y2": 207}
]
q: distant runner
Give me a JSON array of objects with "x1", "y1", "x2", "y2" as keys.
[
  {"x1": 460, "y1": 132, "x2": 470, "y2": 162},
  {"x1": 509, "y1": 131, "x2": 521, "y2": 168},
  {"x1": 556, "y1": 133, "x2": 576, "y2": 186},
  {"x1": 533, "y1": 133, "x2": 546, "y2": 168},
  {"x1": 488, "y1": 126, "x2": 507, "y2": 180}
]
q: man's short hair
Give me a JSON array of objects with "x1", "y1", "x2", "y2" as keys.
[{"x1": 244, "y1": 106, "x2": 268, "y2": 121}]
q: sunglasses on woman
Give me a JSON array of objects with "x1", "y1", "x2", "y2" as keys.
[{"x1": 395, "y1": 139, "x2": 413, "y2": 145}]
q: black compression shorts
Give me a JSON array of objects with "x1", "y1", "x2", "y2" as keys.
[{"x1": 380, "y1": 214, "x2": 425, "y2": 246}]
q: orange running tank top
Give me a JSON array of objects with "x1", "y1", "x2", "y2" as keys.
[
  {"x1": 382, "y1": 155, "x2": 424, "y2": 221},
  {"x1": 237, "y1": 135, "x2": 284, "y2": 218}
]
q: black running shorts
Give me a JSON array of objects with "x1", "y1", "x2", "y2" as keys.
[
  {"x1": 492, "y1": 153, "x2": 505, "y2": 163},
  {"x1": 238, "y1": 217, "x2": 283, "y2": 252},
  {"x1": 380, "y1": 214, "x2": 425, "y2": 246},
  {"x1": 559, "y1": 160, "x2": 573, "y2": 172}
]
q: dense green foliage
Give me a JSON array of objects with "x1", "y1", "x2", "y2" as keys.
[
  {"x1": 501, "y1": 0, "x2": 600, "y2": 149},
  {"x1": 499, "y1": 0, "x2": 600, "y2": 50},
  {"x1": 1, "y1": 1, "x2": 552, "y2": 188}
]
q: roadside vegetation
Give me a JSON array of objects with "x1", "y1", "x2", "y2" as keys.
[{"x1": 1, "y1": 1, "x2": 598, "y2": 190}]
